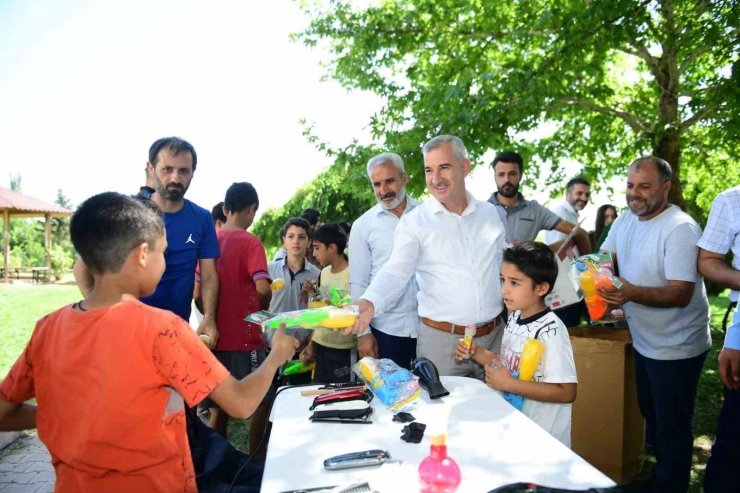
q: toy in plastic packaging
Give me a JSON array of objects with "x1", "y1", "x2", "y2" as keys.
[
  {"x1": 306, "y1": 284, "x2": 351, "y2": 309},
  {"x1": 502, "y1": 336, "x2": 546, "y2": 411},
  {"x1": 260, "y1": 305, "x2": 359, "y2": 330},
  {"x1": 462, "y1": 325, "x2": 476, "y2": 360},
  {"x1": 573, "y1": 253, "x2": 626, "y2": 324},
  {"x1": 354, "y1": 357, "x2": 421, "y2": 412}
]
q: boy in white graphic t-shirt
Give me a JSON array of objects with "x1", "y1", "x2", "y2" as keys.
[{"x1": 456, "y1": 241, "x2": 578, "y2": 446}]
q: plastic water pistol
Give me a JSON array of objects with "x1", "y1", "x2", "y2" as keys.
[
  {"x1": 262, "y1": 306, "x2": 358, "y2": 330},
  {"x1": 282, "y1": 360, "x2": 315, "y2": 376},
  {"x1": 502, "y1": 336, "x2": 545, "y2": 411},
  {"x1": 579, "y1": 270, "x2": 609, "y2": 320}
]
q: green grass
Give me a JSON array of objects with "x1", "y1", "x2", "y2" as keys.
[
  {"x1": 0, "y1": 283, "x2": 81, "y2": 377},
  {"x1": 0, "y1": 284, "x2": 732, "y2": 490}
]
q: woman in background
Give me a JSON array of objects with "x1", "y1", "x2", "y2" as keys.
[{"x1": 591, "y1": 204, "x2": 617, "y2": 250}]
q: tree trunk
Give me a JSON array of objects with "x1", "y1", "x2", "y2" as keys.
[
  {"x1": 653, "y1": 127, "x2": 684, "y2": 208},
  {"x1": 653, "y1": 0, "x2": 684, "y2": 209}
]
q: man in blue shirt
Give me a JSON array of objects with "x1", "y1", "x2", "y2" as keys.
[
  {"x1": 140, "y1": 137, "x2": 220, "y2": 343},
  {"x1": 75, "y1": 137, "x2": 220, "y2": 345}
]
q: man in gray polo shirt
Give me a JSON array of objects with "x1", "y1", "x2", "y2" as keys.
[
  {"x1": 265, "y1": 217, "x2": 320, "y2": 356},
  {"x1": 488, "y1": 151, "x2": 591, "y2": 253},
  {"x1": 598, "y1": 156, "x2": 711, "y2": 493}
]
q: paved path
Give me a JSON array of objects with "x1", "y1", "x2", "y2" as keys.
[{"x1": 0, "y1": 433, "x2": 55, "y2": 492}]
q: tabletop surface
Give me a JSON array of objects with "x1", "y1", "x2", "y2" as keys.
[{"x1": 262, "y1": 376, "x2": 615, "y2": 493}]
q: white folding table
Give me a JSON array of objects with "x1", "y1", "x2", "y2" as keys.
[{"x1": 262, "y1": 376, "x2": 615, "y2": 493}]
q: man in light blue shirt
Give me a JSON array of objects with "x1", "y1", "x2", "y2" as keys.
[
  {"x1": 697, "y1": 185, "x2": 740, "y2": 493},
  {"x1": 350, "y1": 152, "x2": 421, "y2": 369}
]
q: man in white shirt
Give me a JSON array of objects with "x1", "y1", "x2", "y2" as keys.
[
  {"x1": 350, "y1": 153, "x2": 421, "y2": 369},
  {"x1": 544, "y1": 177, "x2": 591, "y2": 245},
  {"x1": 345, "y1": 135, "x2": 508, "y2": 379},
  {"x1": 598, "y1": 156, "x2": 711, "y2": 493},
  {"x1": 544, "y1": 176, "x2": 592, "y2": 327}
]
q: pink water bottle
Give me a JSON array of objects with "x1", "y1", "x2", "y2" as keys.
[{"x1": 418, "y1": 407, "x2": 461, "y2": 492}]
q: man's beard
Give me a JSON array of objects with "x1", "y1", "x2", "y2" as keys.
[
  {"x1": 377, "y1": 186, "x2": 406, "y2": 210},
  {"x1": 497, "y1": 182, "x2": 519, "y2": 198},
  {"x1": 155, "y1": 176, "x2": 187, "y2": 201},
  {"x1": 627, "y1": 194, "x2": 664, "y2": 216}
]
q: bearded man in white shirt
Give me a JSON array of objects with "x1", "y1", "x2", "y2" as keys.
[
  {"x1": 350, "y1": 153, "x2": 422, "y2": 369},
  {"x1": 345, "y1": 135, "x2": 508, "y2": 379}
]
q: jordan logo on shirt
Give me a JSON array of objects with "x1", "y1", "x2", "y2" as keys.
[{"x1": 186, "y1": 234, "x2": 195, "y2": 244}]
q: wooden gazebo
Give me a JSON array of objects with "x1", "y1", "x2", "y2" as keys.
[{"x1": 0, "y1": 187, "x2": 73, "y2": 283}]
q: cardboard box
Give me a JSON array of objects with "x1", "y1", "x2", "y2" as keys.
[{"x1": 569, "y1": 326, "x2": 645, "y2": 483}]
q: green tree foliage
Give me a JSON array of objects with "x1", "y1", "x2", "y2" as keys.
[
  {"x1": 295, "y1": 0, "x2": 739, "y2": 222},
  {"x1": 53, "y1": 189, "x2": 74, "y2": 255},
  {"x1": 9, "y1": 219, "x2": 45, "y2": 267}
]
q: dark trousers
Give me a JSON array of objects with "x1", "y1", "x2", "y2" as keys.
[
  {"x1": 187, "y1": 410, "x2": 263, "y2": 492},
  {"x1": 634, "y1": 349, "x2": 707, "y2": 493},
  {"x1": 314, "y1": 344, "x2": 356, "y2": 384},
  {"x1": 554, "y1": 300, "x2": 584, "y2": 328},
  {"x1": 704, "y1": 386, "x2": 740, "y2": 493},
  {"x1": 372, "y1": 327, "x2": 417, "y2": 370}
]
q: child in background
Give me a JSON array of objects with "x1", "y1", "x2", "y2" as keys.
[
  {"x1": 456, "y1": 241, "x2": 578, "y2": 446},
  {"x1": 301, "y1": 223, "x2": 357, "y2": 383},
  {"x1": 200, "y1": 182, "x2": 273, "y2": 459},
  {"x1": 0, "y1": 192, "x2": 295, "y2": 492},
  {"x1": 267, "y1": 217, "x2": 321, "y2": 384}
]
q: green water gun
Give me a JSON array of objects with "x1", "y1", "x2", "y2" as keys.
[
  {"x1": 282, "y1": 360, "x2": 315, "y2": 376},
  {"x1": 329, "y1": 286, "x2": 351, "y2": 306},
  {"x1": 262, "y1": 305, "x2": 359, "y2": 330}
]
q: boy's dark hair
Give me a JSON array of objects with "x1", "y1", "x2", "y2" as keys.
[
  {"x1": 148, "y1": 137, "x2": 198, "y2": 171},
  {"x1": 566, "y1": 177, "x2": 590, "y2": 191},
  {"x1": 338, "y1": 221, "x2": 351, "y2": 237},
  {"x1": 491, "y1": 151, "x2": 524, "y2": 173},
  {"x1": 211, "y1": 202, "x2": 226, "y2": 223},
  {"x1": 280, "y1": 217, "x2": 311, "y2": 243},
  {"x1": 224, "y1": 182, "x2": 259, "y2": 213},
  {"x1": 312, "y1": 223, "x2": 347, "y2": 254},
  {"x1": 71, "y1": 192, "x2": 164, "y2": 275},
  {"x1": 301, "y1": 208, "x2": 321, "y2": 227},
  {"x1": 502, "y1": 241, "x2": 558, "y2": 296}
]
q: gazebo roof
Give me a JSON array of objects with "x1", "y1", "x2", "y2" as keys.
[{"x1": 0, "y1": 187, "x2": 72, "y2": 218}]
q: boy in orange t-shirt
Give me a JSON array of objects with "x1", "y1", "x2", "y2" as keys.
[{"x1": 0, "y1": 192, "x2": 294, "y2": 493}]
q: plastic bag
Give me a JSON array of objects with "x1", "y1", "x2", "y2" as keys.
[
  {"x1": 354, "y1": 357, "x2": 421, "y2": 412},
  {"x1": 573, "y1": 253, "x2": 626, "y2": 324},
  {"x1": 260, "y1": 305, "x2": 359, "y2": 330}
]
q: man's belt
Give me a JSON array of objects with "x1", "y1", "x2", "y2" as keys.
[{"x1": 420, "y1": 316, "x2": 503, "y2": 337}]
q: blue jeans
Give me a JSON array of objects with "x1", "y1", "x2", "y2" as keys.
[
  {"x1": 371, "y1": 327, "x2": 417, "y2": 370},
  {"x1": 704, "y1": 386, "x2": 740, "y2": 493},
  {"x1": 634, "y1": 349, "x2": 707, "y2": 493}
]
